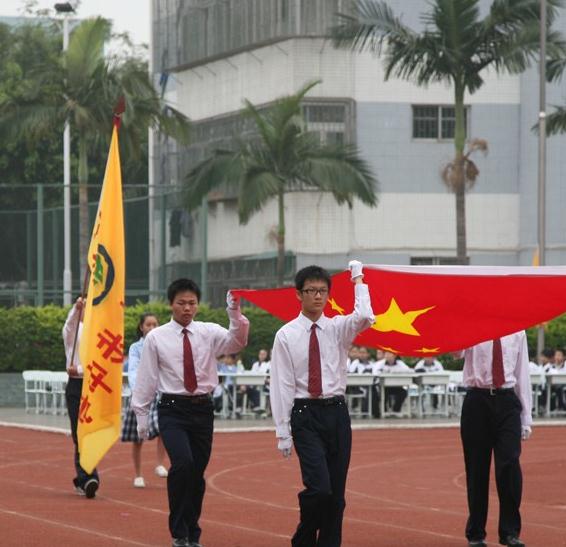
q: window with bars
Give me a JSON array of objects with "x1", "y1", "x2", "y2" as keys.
[
  {"x1": 412, "y1": 105, "x2": 468, "y2": 140},
  {"x1": 302, "y1": 103, "x2": 350, "y2": 146}
]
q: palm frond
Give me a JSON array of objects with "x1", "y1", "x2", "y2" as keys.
[
  {"x1": 545, "y1": 106, "x2": 566, "y2": 136},
  {"x1": 184, "y1": 149, "x2": 243, "y2": 210}
]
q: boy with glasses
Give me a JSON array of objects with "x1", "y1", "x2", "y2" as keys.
[{"x1": 270, "y1": 261, "x2": 374, "y2": 547}]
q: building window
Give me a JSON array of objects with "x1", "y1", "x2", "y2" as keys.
[
  {"x1": 302, "y1": 102, "x2": 351, "y2": 146},
  {"x1": 412, "y1": 105, "x2": 468, "y2": 140},
  {"x1": 410, "y1": 256, "x2": 463, "y2": 266}
]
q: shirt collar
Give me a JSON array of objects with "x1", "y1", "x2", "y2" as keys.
[
  {"x1": 170, "y1": 318, "x2": 194, "y2": 334},
  {"x1": 297, "y1": 312, "x2": 329, "y2": 331}
]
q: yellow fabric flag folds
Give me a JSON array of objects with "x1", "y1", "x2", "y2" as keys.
[{"x1": 78, "y1": 124, "x2": 125, "y2": 473}]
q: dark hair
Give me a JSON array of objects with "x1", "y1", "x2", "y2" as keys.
[
  {"x1": 136, "y1": 313, "x2": 158, "y2": 339},
  {"x1": 295, "y1": 265, "x2": 332, "y2": 291},
  {"x1": 542, "y1": 348, "x2": 555, "y2": 359},
  {"x1": 167, "y1": 278, "x2": 201, "y2": 303}
]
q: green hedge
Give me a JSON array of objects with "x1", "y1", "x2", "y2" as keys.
[
  {"x1": 0, "y1": 302, "x2": 284, "y2": 372},
  {"x1": 0, "y1": 302, "x2": 564, "y2": 372}
]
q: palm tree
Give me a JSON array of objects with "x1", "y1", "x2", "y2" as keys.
[
  {"x1": 184, "y1": 81, "x2": 378, "y2": 285},
  {"x1": 331, "y1": 0, "x2": 565, "y2": 264},
  {"x1": 0, "y1": 17, "x2": 190, "y2": 280}
]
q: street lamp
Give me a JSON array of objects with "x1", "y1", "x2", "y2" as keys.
[{"x1": 54, "y1": 1, "x2": 75, "y2": 305}]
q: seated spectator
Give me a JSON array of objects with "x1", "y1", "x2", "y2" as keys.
[
  {"x1": 539, "y1": 348, "x2": 555, "y2": 370},
  {"x1": 376, "y1": 352, "x2": 411, "y2": 413},
  {"x1": 414, "y1": 357, "x2": 444, "y2": 373},
  {"x1": 249, "y1": 349, "x2": 270, "y2": 413},
  {"x1": 546, "y1": 348, "x2": 566, "y2": 411},
  {"x1": 347, "y1": 345, "x2": 361, "y2": 373},
  {"x1": 251, "y1": 348, "x2": 271, "y2": 373}
]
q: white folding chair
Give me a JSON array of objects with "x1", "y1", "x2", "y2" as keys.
[{"x1": 48, "y1": 372, "x2": 69, "y2": 415}]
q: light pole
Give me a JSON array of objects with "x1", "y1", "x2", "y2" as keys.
[
  {"x1": 537, "y1": 0, "x2": 547, "y2": 358},
  {"x1": 54, "y1": 2, "x2": 74, "y2": 305}
]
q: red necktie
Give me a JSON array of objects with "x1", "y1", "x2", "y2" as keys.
[
  {"x1": 492, "y1": 338, "x2": 505, "y2": 388},
  {"x1": 308, "y1": 324, "x2": 322, "y2": 398},
  {"x1": 182, "y1": 328, "x2": 197, "y2": 392}
]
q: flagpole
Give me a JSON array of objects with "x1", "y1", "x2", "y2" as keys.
[{"x1": 537, "y1": 0, "x2": 547, "y2": 359}]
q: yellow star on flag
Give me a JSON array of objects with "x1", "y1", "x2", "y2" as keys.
[
  {"x1": 329, "y1": 298, "x2": 345, "y2": 315},
  {"x1": 415, "y1": 347, "x2": 440, "y2": 354},
  {"x1": 371, "y1": 298, "x2": 435, "y2": 337},
  {"x1": 378, "y1": 345, "x2": 401, "y2": 353}
]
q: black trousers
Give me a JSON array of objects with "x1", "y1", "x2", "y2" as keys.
[
  {"x1": 291, "y1": 397, "x2": 352, "y2": 547},
  {"x1": 460, "y1": 389, "x2": 523, "y2": 542},
  {"x1": 385, "y1": 387, "x2": 407, "y2": 412},
  {"x1": 65, "y1": 377, "x2": 99, "y2": 488},
  {"x1": 158, "y1": 394, "x2": 214, "y2": 542}
]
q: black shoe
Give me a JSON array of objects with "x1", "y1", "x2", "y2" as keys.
[
  {"x1": 468, "y1": 542, "x2": 487, "y2": 547},
  {"x1": 171, "y1": 539, "x2": 188, "y2": 547},
  {"x1": 83, "y1": 478, "x2": 99, "y2": 499},
  {"x1": 499, "y1": 537, "x2": 525, "y2": 547}
]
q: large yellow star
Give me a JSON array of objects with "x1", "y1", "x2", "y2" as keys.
[
  {"x1": 415, "y1": 347, "x2": 440, "y2": 354},
  {"x1": 371, "y1": 298, "x2": 435, "y2": 337},
  {"x1": 329, "y1": 298, "x2": 345, "y2": 315}
]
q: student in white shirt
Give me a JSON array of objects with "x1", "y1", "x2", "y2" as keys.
[
  {"x1": 62, "y1": 296, "x2": 99, "y2": 499},
  {"x1": 131, "y1": 278, "x2": 249, "y2": 547},
  {"x1": 270, "y1": 261, "x2": 374, "y2": 547},
  {"x1": 458, "y1": 332, "x2": 531, "y2": 547}
]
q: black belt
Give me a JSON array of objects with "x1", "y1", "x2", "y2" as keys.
[
  {"x1": 294, "y1": 395, "x2": 345, "y2": 406},
  {"x1": 160, "y1": 393, "x2": 212, "y2": 405},
  {"x1": 466, "y1": 387, "x2": 515, "y2": 396}
]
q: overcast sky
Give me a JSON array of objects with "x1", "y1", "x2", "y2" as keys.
[{"x1": 1, "y1": 0, "x2": 150, "y2": 47}]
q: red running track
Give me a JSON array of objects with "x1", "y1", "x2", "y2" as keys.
[{"x1": 0, "y1": 426, "x2": 565, "y2": 546}]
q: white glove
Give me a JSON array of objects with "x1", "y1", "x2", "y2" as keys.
[
  {"x1": 348, "y1": 260, "x2": 364, "y2": 281},
  {"x1": 277, "y1": 437, "x2": 293, "y2": 458},
  {"x1": 226, "y1": 291, "x2": 240, "y2": 310},
  {"x1": 521, "y1": 426, "x2": 532, "y2": 441}
]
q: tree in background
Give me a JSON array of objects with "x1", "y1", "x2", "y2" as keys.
[
  {"x1": 0, "y1": 17, "x2": 190, "y2": 280},
  {"x1": 332, "y1": 0, "x2": 566, "y2": 264},
  {"x1": 184, "y1": 81, "x2": 378, "y2": 286}
]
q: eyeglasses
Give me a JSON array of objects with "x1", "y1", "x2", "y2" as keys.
[{"x1": 300, "y1": 288, "x2": 329, "y2": 296}]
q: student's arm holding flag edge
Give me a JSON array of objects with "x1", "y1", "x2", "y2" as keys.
[
  {"x1": 62, "y1": 298, "x2": 84, "y2": 375},
  {"x1": 270, "y1": 330, "x2": 296, "y2": 458},
  {"x1": 131, "y1": 332, "x2": 159, "y2": 439},
  {"x1": 213, "y1": 291, "x2": 250, "y2": 356},
  {"x1": 334, "y1": 260, "x2": 375, "y2": 350}
]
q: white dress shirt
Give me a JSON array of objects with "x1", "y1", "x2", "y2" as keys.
[
  {"x1": 62, "y1": 306, "x2": 83, "y2": 375},
  {"x1": 462, "y1": 331, "x2": 532, "y2": 427},
  {"x1": 350, "y1": 359, "x2": 375, "y2": 374},
  {"x1": 414, "y1": 359, "x2": 444, "y2": 373},
  {"x1": 251, "y1": 360, "x2": 271, "y2": 373},
  {"x1": 270, "y1": 284, "x2": 374, "y2": 439},
  {"x1": 131, "y1": 307, "x2": 249, "y2": 431}
]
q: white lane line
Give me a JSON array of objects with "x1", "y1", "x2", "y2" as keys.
[{"x1": 0, "y1": 507, "x2": 157, "y2": 546}]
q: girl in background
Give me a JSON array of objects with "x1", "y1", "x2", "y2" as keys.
[{"x1": 121, "y1": 313, "x2": 168, "y2": 487}]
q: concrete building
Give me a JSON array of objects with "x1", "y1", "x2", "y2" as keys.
[{"x1": 150, "y1": 0, "x2": 566, "y2": 305}]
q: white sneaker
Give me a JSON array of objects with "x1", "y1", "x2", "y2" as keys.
[
  {"x1": 133, "y1": 476, "x2": 146, "y2": 488},
  {"x1": 155, "y1": 465, "x2": 168, "y2": 478}
]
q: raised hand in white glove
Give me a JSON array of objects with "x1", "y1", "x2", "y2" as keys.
[
  {"x1": 521, "y1": 426, "x2": 532, "y2": 441},
  {"x1": 348, "y1": 260, "x2": 364, "y2": 281},
  {"x1": 226, "y1": 291, "x2": 240, "y2": 310},
  {"x1": 137, "y1": 425, "x2": 149, "y2": 441},
  {"x1": 278, "y1": 437, "x2": 293, "y2": 458}
]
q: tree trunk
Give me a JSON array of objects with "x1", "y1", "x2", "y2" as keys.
[
  {"x1": 453, "y1": 82, "x2": 468, "y2": 265},
  {"x1": 276, "y1": 189, "x2": 285, "y2": 286},
  {"x1": 78, "y1": 135, "x2": 89, "y2": 283}
]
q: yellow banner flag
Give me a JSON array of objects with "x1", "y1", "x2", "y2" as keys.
[{"x1": 78, "y1": 123, "x2": 125, "y2": 473}]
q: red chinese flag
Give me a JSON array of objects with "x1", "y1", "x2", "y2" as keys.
[{"x1": 232, "y1": 265, "x2": 566, "y2": 356}]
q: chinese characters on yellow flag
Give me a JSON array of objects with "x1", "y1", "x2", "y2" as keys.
[{"x1": 78, "y1": 123, "x2": 125, "y2": 473}]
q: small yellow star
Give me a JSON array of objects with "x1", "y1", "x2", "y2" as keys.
[
  {"x1": 415, "y1": 347, "x2": 440, "y2": 354},
  {"x1": 329, "y1": 298, "x2": 345, "y2": 315},
  {"x1": 378, "y1": 345, "x2": 401, "y2": 354},
  {"x1": 371, "y1": 298, "x2": 435, "y2": 337}
]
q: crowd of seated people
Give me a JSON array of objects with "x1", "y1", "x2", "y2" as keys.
[{"x1": 209, "y1": 345, "x2": 566, "y2": 419}]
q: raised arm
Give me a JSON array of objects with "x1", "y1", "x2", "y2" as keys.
[
  {"x1": 335, "y1": 260, "x2": 375, "y2": 348},
  {"x1": 214, "y1": 291, "x2": 250, "y2": 355}
]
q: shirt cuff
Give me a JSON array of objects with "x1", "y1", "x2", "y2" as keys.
[{"x1": 275, "y1": 424, "x2": 291, "y2": 439}]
